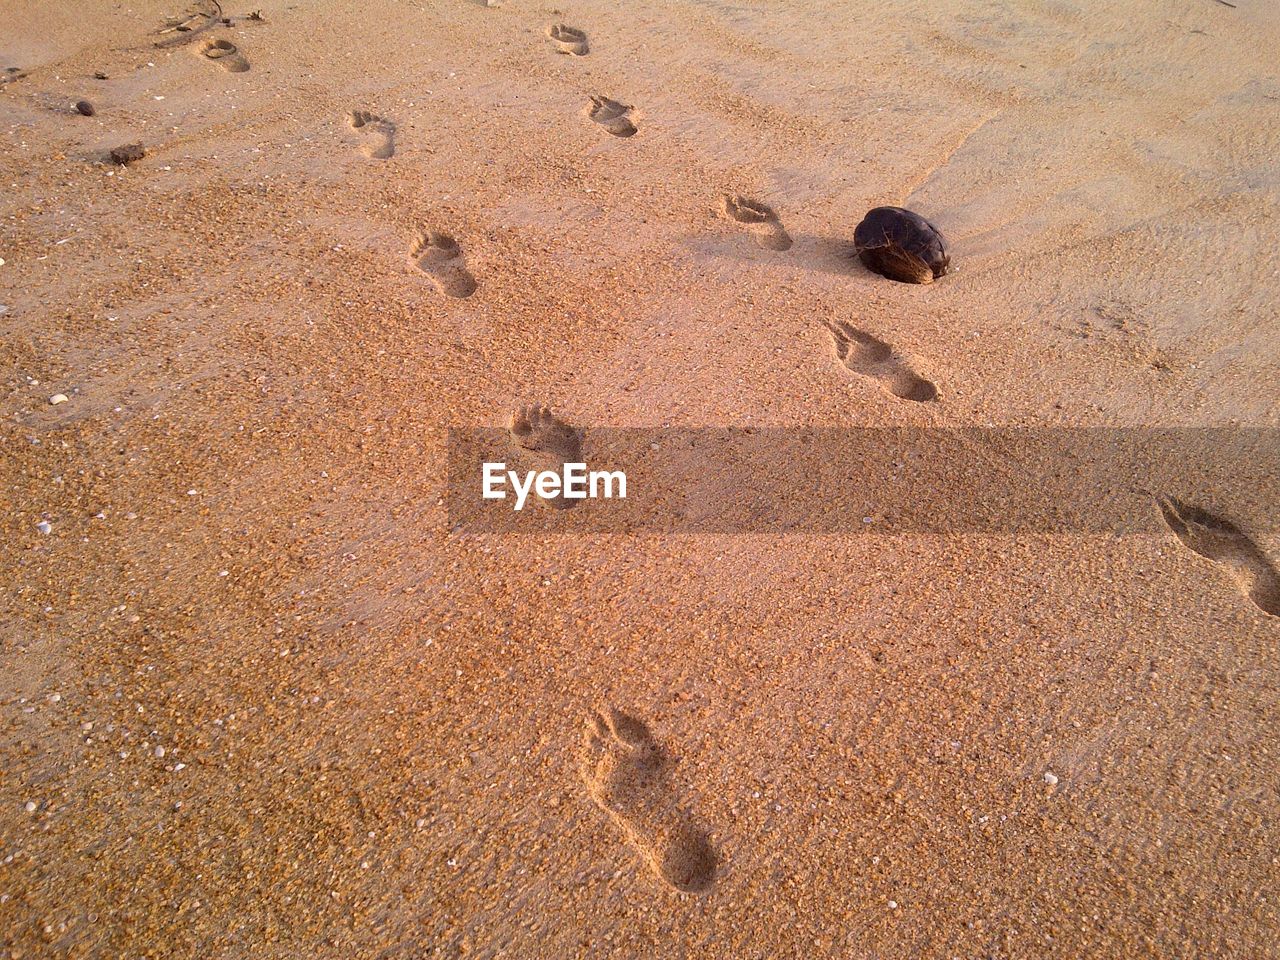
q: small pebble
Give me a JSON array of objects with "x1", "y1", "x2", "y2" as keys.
[
  {"x1": 1044, "y1": 772, "x2": 1059, "y2": 786},
  {"x1": 108, "y1": 143, "x2": 144, "y2": 166},
  {"x1": 888, "y1": 900, "x2": 898, "y2": 910},
  {"x1": 75, "y1": 100, "x2": 95, "y2": 117},
  {"x1": 36, "y1": 521, "x2": 51, "y2": 535},
  {"x1": 49, "y1": 394, "x2": 68, "y2": 405},
  {"x1": 154, "y1": 746, "x2": 165, "y2": 758},
  {"x1": 24, "y1": 801, "x2": 36, "y2": 813}
]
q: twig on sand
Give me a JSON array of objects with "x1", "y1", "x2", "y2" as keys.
[
  {"x1": 154, "y1": 0, "x2": 222, "y2": 48},
  {"x1": 1211, "y1": 0, "x2": 1237, "y2": 8}
]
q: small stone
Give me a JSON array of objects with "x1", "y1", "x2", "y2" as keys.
[
  {"x1": 35, "y1": 521, "x2": 51, "y2": 535},
  {"x1": 75, "y1": 100, "x2": 95, "y2": 116},
  {"x1": 888, "y1": 900, "x2": 898, "y2": 910},
  {"x1": 49, "y1": 394, "x2": 68, "y2": 405},
  {"x1": 1043, "y1": 772, "x2": 1059, "y2": 786},
  {"x1": 154, "y1": 746, "x2": 165, "y2": 758},
  {"x1": 24, "y1": 801, "x2": 36, "y2": 813},
  {"x1": 108, "y1": 143, "x2": 144, "y2": 165}
]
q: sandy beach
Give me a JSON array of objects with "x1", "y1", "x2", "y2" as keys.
[{"x1": 2, "y1": 0, "x2": 1279, "y2": 955}]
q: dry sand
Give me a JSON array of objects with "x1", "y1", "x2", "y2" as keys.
[{"x1": 2, "y1": 0, "x2": 1280, "y2": 956}]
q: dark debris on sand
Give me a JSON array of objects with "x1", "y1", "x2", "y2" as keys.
[
  {"x1": 109, "y1": 143, "x2": 145, "y2": 165},
  {"x1": 853, "y1": 206, "x2": 950, "y2": 285}
]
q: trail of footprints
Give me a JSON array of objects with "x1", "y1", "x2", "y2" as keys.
[
  {"x1": 581, "y1": 708, "x2": 718, "y2": 894},
  {"x1": 81, "y1": 7, "x2": 1280, "y2": 905},
  {"x1": 1158, "y1": 498, "x2": 1280, "y2": 618}
]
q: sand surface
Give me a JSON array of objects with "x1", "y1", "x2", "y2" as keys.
[{"x1": 2, "y1": 0, "x2": 1280, "y2": 956}]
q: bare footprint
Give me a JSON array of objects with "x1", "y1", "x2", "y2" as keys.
[
  {"x1": 721, "y1": 195, "x2": 792, "y2": 251},
  {"x1": 587, "y1": 96, "x2": 636, "y2": 138},
  {"x1": 1158, "y1": 498, "x2": 1280, "y2": 617},
  {"x1": 581, "y1": 708, "x2": 718, "y2": 894},
  {"x1": 199, "y1": 38, "x2": 249, "y2": 73},
  {"x1": 825, "y1": 321, "x2": 937, "y2": 402},
  {"x1": 509, "y1": 404, "x2": 582, "y2": 509},
  {"x1": 409, "y1": 231, "x2": 476, "y2": 298},
  {"x1": 510, "y1": 404, "x2": 582, "y2": 461},
  {"x1": 548, "y1": 24, "x2": 589, "y2": 55},
  {"x1": 348, "y1": 110, "x2": 396, "y2": 160}
]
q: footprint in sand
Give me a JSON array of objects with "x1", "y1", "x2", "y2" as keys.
[
  {"x1": 721, "y1": 194, "x2": 792, "y2": 251},
  {"x1": 1158, "y1": 498, "x2": 1280, "y2": 617},
  {"x1": 548, "y1": 24, "x2": 589, "y2": 55},
  {"x1": 581, "y1": 708, "x2": 718, "y2": 894},
  {"x1": 587, "y1": 96, "x2": 636, "y2": 138},
  {"x1": 509, "y1": 404, "x2": 582, "y2": 509},
  {"x1": 348, "y1": 110, "x2": 396, "y2": 160},
  {"x1": 199, "y1": 38, "x2": 249, "y2": 73},
  {"x1": 409, "y1": 231, "x2": 476, "y2": 298},
  {"x1": 825, "y1": 321, "x2": 937, "y2": 402}
]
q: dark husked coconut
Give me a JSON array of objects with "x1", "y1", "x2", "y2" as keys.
[{"x1": 853, "y1": 206, "x2": 950, "y2": 284}]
